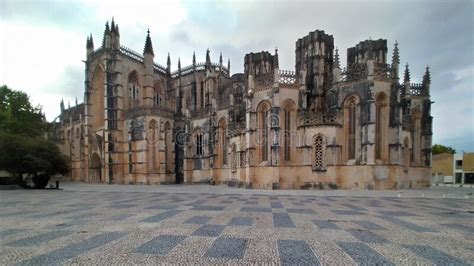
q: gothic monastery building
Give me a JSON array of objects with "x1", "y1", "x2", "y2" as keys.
[{"x1": 55, "y1": 19, "x2": 433, "y2": 189}]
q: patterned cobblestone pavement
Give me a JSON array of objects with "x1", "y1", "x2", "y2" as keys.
[{"x1": 0, "y1": 183, "x2": 473, "y2": 265}]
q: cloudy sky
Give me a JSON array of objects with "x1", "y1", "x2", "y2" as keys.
[{"x1": 0, "y1": 0, "x2": 472, "y2": 151}]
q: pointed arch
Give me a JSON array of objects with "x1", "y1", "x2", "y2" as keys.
[
  {"x1": 343, "y1": 95, "x2": 360, "y2": 162},
  {"x1": 375, "y1": 92, "x2": 388, "y2": 162},
  {"x1": 257, "y1": 101, "x2": 271, "y2": 163},
  {"x1": 90, "y1": 65, "x2": 105, "y2": 129},
  {"x1": 281, "y1": 99, "x2": 296, "y2": 162}
]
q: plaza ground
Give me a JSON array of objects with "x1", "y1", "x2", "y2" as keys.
[{"x1": 0, "y1": 182, "x2": 473, "y2": 265}]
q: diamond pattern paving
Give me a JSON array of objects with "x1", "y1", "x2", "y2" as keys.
[{"x1": 0, "y1": 183, "x2": 472, "y2": 264}]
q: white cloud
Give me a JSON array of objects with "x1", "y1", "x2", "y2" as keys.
[{"x1": 0, "y1": 0, "x2": 472, "y2": 151}]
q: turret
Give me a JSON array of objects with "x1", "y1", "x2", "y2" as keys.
[
  {"x1": 391, "y1": 41, "x2": 400, "y2": 79},
  {"x1": 86, "y1": 34, "x2": 94, "y2": 57},
  {"x1": 244, "y1": 51, "x2": 276, "y2": 78},
  {"x1": 422, "y1": 65, "x2": 431, "y2": 96},
  {"x1": 110, "y1": 17, "x2": 120, "y2": 49},
  {"x1": 295, "y1": 30, "x2": 334, "y2": 111},
  {"x1": 347, "y1": 39, "x2": 387, "y2": 67}
]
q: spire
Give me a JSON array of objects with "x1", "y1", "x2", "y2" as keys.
[
  {"x1": 68, "y1": 100, "x2": 70, "y2": 109},
  {"x1": 60, "y1": 98, "x2": 65, "y2": 113},
  {"x1": 219, "y1": 52, "x2": 223, "y2": 65},
  {"x1": 75, "y1": 97, "x2": 78, "y2": 106},
  {"x1": 334, "y1": 47, "x2": 340, "y2": 69},
  {"x1": 274, "y1": 47, "x2": 279, "y2": 68},
  {"x1": 167, "y1": 53, "x2": 171, "y2": 67},
  {"x1": 192, "y1": 51, "x2": 196, "y2": 66},
  {"x1": 178, "y1": 57, "x2": 181, "y2": 74},
  {"x1": 206, "y1": 49, "x2": 211, "y2": 66},
  {"x1": 423, "y1": 65, "x2": 431, "y2": 85},
  {"x1": 404, "y1": 63, "x2": 410, "y2": 83},
  {"x1": 87, "y1": 34, "x2": 94, "y2": 50},
  {"x1": 111, "y1": 17, "x2": 115, "y2": 32},
  {"x1": 115, "y1": 24, "x2": 120, "y2": 36},
  {"x1": 143, "y1": 28, "x2": 154, "y2": 56},
  {"x1": 392, "y1": 41, "x2": 400, "y2": 65},
  {"x1": 89, "y1": 34, "x2": 94, "y2": 49},
  {"x1": 102, "y1": 21, "x2": 110, "y2": 47},
  {"x1": 227, "y1": 58, "x2": 230, "y2": 73}
]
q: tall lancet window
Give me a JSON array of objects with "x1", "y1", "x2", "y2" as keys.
[
  {"x1": 218, "y1": 118, "x2": 228, "y2": 166},
  {"x1": 196, "y1": 132, "x2": 203, "y2": 156},
  {"x1": 257, "y1": 101, "x2": 271, "y2": 162},
  {"x1": 282, "y1": 100, "x2": 296, "y2": 162},
  {"x1": 344, "y1": 96, "x2": 359, "y2": 161},
  {"x1": 411, "y1": 110, "x2": 422, "y2": 166},
  {"x1": 375, "y1": 93, "x2": 388, "y2": 162}
]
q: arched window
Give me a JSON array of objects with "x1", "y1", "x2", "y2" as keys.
[
  {"x1": 257, "y1": 101, "x2": 271, "y2": 162},
  {"x1": 411, "y1": 110, "x2": 422, "y2": 166},
  {"x1": 312, "y1": 135, "x2": 324, "y2": 171},
  {"x1": 375, "y1": 93, "x2": 388, "y2": 162},
  {"x1": 128, "y1": 71, "x2": 140, "y2": 107},
  {"x1": 282, "y1": 100, "x2": 296, "y2": 162},
  {"x1": 218, "y1": 118, "x2": 228, "y2": 167},
  {"x1": 344, "y1": 96, "x2": 359, "y2": 161},
  {"x1": 196, "y1": 132, "x2": 203, "y2": 156}
]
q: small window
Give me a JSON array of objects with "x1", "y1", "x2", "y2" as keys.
[
  {"x1": 196, "y1": 133, "x2": 203, "y2": 156},
  {"x1": 455, "y1": 160, "x2": 463, "y2": 170},
  {"x1": 455, "y1": 173, "x2": 463, "y2": 183}
]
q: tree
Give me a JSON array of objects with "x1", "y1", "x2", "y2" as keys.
[
  {"x1": 0, "y1": 85, "x2": 69, "y2": 188},
  {"x1": 0, "y1": 133, "x2": 69, "y2": 188},
  {"x1": 432, "y1": 144, "x2": 456, "y2": 155},
  {"x1": 0, "y1": 85, "x2": 46, "y2": 137}
]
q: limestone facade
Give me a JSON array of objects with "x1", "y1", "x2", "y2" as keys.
[{"x1": 55, "y1": 19, "x2": 433, "y2": 189}]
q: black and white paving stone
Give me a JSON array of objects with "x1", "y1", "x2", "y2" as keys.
[{"x1": 0, "y1": 183, "x2": 472, "y2": 265}]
